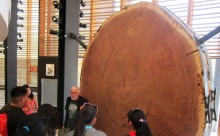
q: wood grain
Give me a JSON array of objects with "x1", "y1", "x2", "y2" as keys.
[{"x1": 80, "y1": 2, "x2": 205, "y2": 136}]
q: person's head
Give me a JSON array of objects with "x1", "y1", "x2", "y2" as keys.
[
  {"x1": 23, "y1": 84, "x2": 34, "y2": 100},
  {"x1": 127, "y1": 108, "x2": 152, "y2": 136},
  {"x1": 82, "y1": 103, "x2": 98, "y2": 125},
  {"x1": 37, "y1": 104, "x2": 58, "y2": 136},
  {"x1": 16, "y1": 114, "x2": 47, "y2": 136},
  {"x1": 11, "y1": 86, "x2": 28, "y2": 108},
  {"x1": 70, "y1": 86, "x2": 80, "y2": 100},
  {"x1": 74, "y1": 103, "x2": 98, "y2": 136}
]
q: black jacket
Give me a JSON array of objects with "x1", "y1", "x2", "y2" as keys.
[
  {"x1": 64, "y1": 95, "x2": 89, "y2": 127},
  {"x1": 0, "y1": 104, "x2": 26, "y2": 136}
]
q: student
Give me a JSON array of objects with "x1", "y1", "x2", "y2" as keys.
[
  {"x1": 0, "y1": 86, "x2": 28, "y2": 136},
  {"x1": 16, "y1": 114, "x2": 47, "y2": 136},
  {"x1": 64, "y1": 86, "x2": 89, "y2": 130},
  {"x1": 66, "y1": 103, "x2": 106, "y2": 136},
  {"x1": 22, "y1": 84, "x2": 38, "y2": 115},
  {"x1": 127, "y1": 108, "x2": 152, "y2": 136},
  {"x1": 37, "y1": 104, "x2": 59, "y2": 136}
]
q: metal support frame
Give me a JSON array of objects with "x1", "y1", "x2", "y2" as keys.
[
  {"x1": 199, "y1": 25, "x2": 220, "y2": 44},
  {"x1": 69, "y1": 33, "x2": 87, "y2": 49}
]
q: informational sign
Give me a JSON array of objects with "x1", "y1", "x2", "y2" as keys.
[{"x1": 30, "y1": 66, "x2": 38, "y2": 72}]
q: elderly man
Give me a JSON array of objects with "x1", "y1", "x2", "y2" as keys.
[{"x1": 64, "y1": 86, "x2": 89, "y2": 130}]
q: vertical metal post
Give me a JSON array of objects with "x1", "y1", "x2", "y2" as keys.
[
  {"x1": 5, "y1": 0, "x2": 18, "y2": 103},
  {"x1": 57, "y1": 0, "x2": 65, "y2": 127},
  {"x1": 57, "y1": 0, "x2": 80, "y2": 127}
]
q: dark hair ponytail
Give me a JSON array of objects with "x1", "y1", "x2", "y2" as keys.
[
  {"x1": 73, "y1": 110, "x2": 85, "y2": 136},
  {"x1": 127, "y1": 109, "x2": 152, "y2": 136},
  {"x1": 136, "y1": 123, "x2": 152, "y2": 136},
  {"x1": 73, "y1": 104, "x2": 97, "y2": 136}
]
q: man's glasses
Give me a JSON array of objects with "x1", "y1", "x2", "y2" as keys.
[{"x1": 70, "y1": 91, "x2": 78, "y2": 94}]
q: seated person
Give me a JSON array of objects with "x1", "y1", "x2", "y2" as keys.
[
  {"x1": 0, "y1": 86, "x2": 28, "y2": 136},
  {"x1": 66, "y1": 103, "x2": 106, "y2": 136},
  {"x1": 16, "y1": 114, "x2": 47, "y2": 136},
  {"x1": 127, "y1": 108, "x2": 152, "y2": 136},
  {"x1": 65, "y1": 86, "x2": 89, "y2": 130},
  {"x1": 22, "y1": 84, "x2": 38, "y2": 115},
  {"x1": 37, "y1": 104, "x2": 59, "y2": 136}
]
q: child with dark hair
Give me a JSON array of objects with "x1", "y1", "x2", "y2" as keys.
[
  {"x1": 16, "y1": 114, "x2": 47, "y2": 136},
  {"x1": 37, "y1": 104, "x2": 59, "y2": 136},
  {"x1": 22, "y1": 84, "x2": 38, "y2": 114},
  {"x1": 127, "y1": 108, "x2": 152, "y2": 136},
  {"x1": 66, "y1": 103, "x2": 106, "y2": 136}
]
